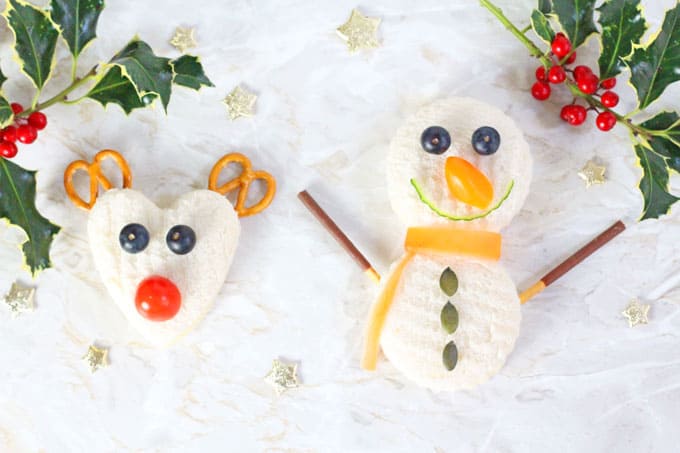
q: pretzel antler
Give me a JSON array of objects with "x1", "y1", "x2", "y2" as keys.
[
  {"x1": 64, "y1": 149, "x2": 132, "y2": 210},
  {"x1": 208, "y1": 153, "x2": 276, "y2": 217}
]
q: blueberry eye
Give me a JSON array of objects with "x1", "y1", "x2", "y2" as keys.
[
  {"x1": 119, "y1": 223, "x2": 150, "y2": 254},
  {"x1": 166, "y1": 225, "x2": 196, "y2": 255},
  {"x1": 471, "y1": 126, "x2": 500, "y2": 155},
  {"x1": 420, "y1": 126, "x2": 451, "y2": 155}
]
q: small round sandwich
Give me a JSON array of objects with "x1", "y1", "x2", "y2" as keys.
[{"x1": 362, "y1": 97, "x2": 532, "y2": 391}]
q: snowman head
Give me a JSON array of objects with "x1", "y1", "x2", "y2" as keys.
[
  {"x1": 387, "y1": 97, "x2": 532, "y2": 231},
  {"x1": 64, "y1": 150, "x2": 275, "y2": 346}
]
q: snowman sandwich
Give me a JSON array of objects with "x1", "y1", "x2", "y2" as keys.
[
  {"x1": 362, "y1": 97, "x2": 532, "y2": 391},
  {"x1": 64, "y1": 150, "x2": 275, "y2": 346}
]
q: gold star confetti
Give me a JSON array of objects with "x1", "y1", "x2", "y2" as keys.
[
  {"x1": 336, "y1": 9, "x2": 381, "y2": 53},
  {"x1": 169, "y1": 26, "x2": 197, "y2": 53},
  {"x1": 578, "y1": 160, "x2": 606, "y2": 187},
  {"x1": 83, "y1": 344, "x2": 109, "y2": 373},
  {"x1": 265, "y1": 359, "x2": 299, "y2": 395},
  {"x1": 223, "y1": 85, "x2": 257, "y2": 120},
  {"x1": 622, "y1": 299, "x2": 650, "y2": 327},
  {"x1": 3, "y1": 282, "x2": 35, "y2": 317}
]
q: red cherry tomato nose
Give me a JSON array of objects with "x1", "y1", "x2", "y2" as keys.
[{"x1": 135, "y1": 276, "x2": 182, "y2": 321}]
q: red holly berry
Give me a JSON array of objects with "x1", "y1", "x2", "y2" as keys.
[
  {"x1": 565, "y1": 51, "x2": 577, "y2": 64},
  {"x1": 596, "y1": 111, "x2": 617, "y2": 131},
  {"x1": 601, "y1": 91, "x2": 619, "y2": 108},
  {"x1": 573, "y1": 65, "x2": 593, "y2": 81},
  {"x1": 535, "y1": 66, "x2": 547, "y2": 81},
  {"x1": 0, "y1": 140, "x2": 18, "y2": 158},
  {"x1": 2, "y1": 126, "x2": 17, "y2": 142},
  {"x1": 600, "y1": 78, "x2": 616, "y2": 89},
  {"x1": 10, "y1": 103, "x2": 23, "y2": 115},
  {"x1": 561, "y1": 105, "x2": 587, "y2": 126},
  {"x1": 27, "y1": 111, "x2": 47, "y2": 130},
  {"x1": 551, "y1": 33, "x2": 572, "y2": 58},
  {"x1": 578, "y1": 74, "x2": 599, "y2": 94},
  {"x1": 16, "y1": 124, "x2": 37, "y2": 144},
  {"x1": 548, "y1": 66, "x2": 566, "y2": 84},
  {"x1": 531, "y1": 81, "x2": 551, "y2": 100}
]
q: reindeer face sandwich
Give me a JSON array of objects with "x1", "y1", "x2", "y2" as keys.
[
  {"x1": 362, "y1": 97, "x2": 532, "y2": 391},
  {"x1": 64, "y1": 150, "x2": 275, "y2": 347}
]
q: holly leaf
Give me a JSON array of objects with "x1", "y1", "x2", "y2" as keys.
[
  {"x1": 637, "y1": 112, "x2": 680, "y2": 175},
  {"x1": 0, "y1": 94, "x2": 14, "y2": 128},
  {"x1": 531, "y1": 9, "x2": 555, "y2": 43},
  {"x1": 3, "y1": 0, "x2": 59, "y2": 90},
  {"x1": 538, "y1": 0, "x2": 551, "y2": 14},
  {"x1": 50, "y1": 0, "x2": 105, "y2": 58},
  {"x1": 0, "y1": 66, "x2": 6, "y2": 88},
  {"x1": 552, "y1": 0, "x2": 598, "y2": 48},
  {"x1": 597, "y1": 0, "x2": 647, "y2": 80},
  {"x1": 627, "y1": 2, "x2": 680, "y2": 110},
  {"x1": 0, "y1": 159, "x2": 60, "y2": 274},
  {"x1": 170, "y1": 55, "x2": 213, "y2": 90},
  {"x1": 109, "y1": 39, "x2": 173, "y2": 111},
  {"x1": 640, "y1": 111, "x2": 680, "y2": 150},
  {"x1": 86, "y1": 65, "x2": 155, "y2": 114},
  {"x1": 635, "y1": 144, "x2": 679, "y2": 220}
]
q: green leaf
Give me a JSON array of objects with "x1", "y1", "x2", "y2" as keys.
[
  {"x1": 442, "y1": 341, "x2": 458, "y2": 371},
  {"x1": 439, "y1": 267, "x2": 459, "y2": 297},
  {"x1": 531, "y1": 9, "x2": 555, "y2": 43},
  {"x1": 640, "y1": 111, "x2": 680, "y2": 150},
  {"x1": 0, "y1": 95, "x2": 14, "y2": 128},
  {"x1": 627, "y1": 2, "x2": 680, "y2": 110},
  {"x1": 538, "y1": 0, "x2": 551, "y2": 14},
  {"x1": 553, "y1": 0, "x2": 598, "y2": 48},
  {"x1": 597, "y1": 0, "x2": 647, "y2": 80},
  {"x1": 109, "y1": 39, "x2": 173, "y2": 111},
  {"x1": 86, "y1": 65, "x2": 155, "y2": 114},
  {"x1": 171, "y1": 55, "x2": 214, "y2": 90},
  {"x1": 50, "y1": 0, "x2": 105, "y2": 58},
  {"x1": 3, "y1": 0, "x2": 59, "y2": 90},
  {"x1": 440, "y1": 302, "x2": 459, "y2": 334},
  {"x1": 0, "y1": 159, "x2": 60, "y2": 274},
  {"x1": 0, "y1": 67, "x2": 7, "y2": 88},
  {"x1": 634, "y1": 144, "x2": 679, "y2": 220},
  {"x1": 638, "y1": 112, "x2": 680, "y2": 174}
]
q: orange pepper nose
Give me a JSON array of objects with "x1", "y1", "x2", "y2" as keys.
[{"x1": 445, "y1": 156, "x2": 494, "y2": 209}]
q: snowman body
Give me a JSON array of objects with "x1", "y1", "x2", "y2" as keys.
[{"x1": 363, "y1": 98, "x2": 532, "y2": 391}]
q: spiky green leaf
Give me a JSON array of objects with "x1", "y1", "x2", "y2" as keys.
[
  {"x1": 0, "y1": 67, "x2": 6, "y2": 88},
  {"x1": 109, "y1": 39, "x2": 172, "y2": 111},
  {"x1": 635, "y1": 144, "x2": 679, "y2": 220},
  {"x1": 0, "y1": 159, "x2": 60, "y2": 274},
  {"x1": 171, "y1": 55, "x2": 214, "y2": 90},
  {"x1": 531, "y1": 9, "x2": 555, "y2": 43},
  {"x1": 597, "y1": 0, "x2": 647, "y2": 80},
  {"x1": 3, "y1": 0, "x2": 59, "y2": 90},
  {"x1": 627, "y1": 3, "x2": 680, "y2": 110},
  {"x1": 86, "y1": 65, "x2": 155, "y2": 114},
  {"x1": 538, "y1": 0, "x2": 551, "y2": 14},
  {"x1": 553, "y1": 0, "x2": 598, "y2": 48},
  {"x1": 0, "y1": 95, "x2": 13, "y2": 128},
  {"x1": 50, "y1": 0, "x2": 105, "y2": 58}
]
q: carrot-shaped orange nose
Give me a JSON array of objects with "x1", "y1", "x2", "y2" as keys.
[{"x1": 445, "y1": 156, "x2": 494, "y2": 210}]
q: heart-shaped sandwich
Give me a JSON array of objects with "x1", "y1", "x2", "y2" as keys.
[{"x1": 64, "y1": 150, "x2": 276, "y2": 346}]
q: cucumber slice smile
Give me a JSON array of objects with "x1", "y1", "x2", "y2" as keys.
[{"x1": 410, "y1": 178, "x2": 515, "y2": 222}]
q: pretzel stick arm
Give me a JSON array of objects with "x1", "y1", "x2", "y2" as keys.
[
  {"x1": 519, "y1": 220, "x2": 626, "y2": 303},
  {"x1": 298, "y1": 190, "x2": 380, "y2": 283}
]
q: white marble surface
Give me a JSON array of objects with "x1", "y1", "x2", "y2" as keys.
[{"x1": 1, "y1": 0, "x2": 680, "y2": 451}]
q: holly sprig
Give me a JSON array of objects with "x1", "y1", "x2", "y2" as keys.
[
  {"x1": 0, "y1": 0, "x2": 213, "y2": 276},
  {"x1": 480, "y1": 0, "x2": 680, "y2": 221}
]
